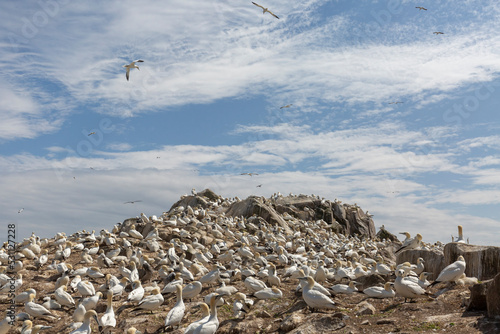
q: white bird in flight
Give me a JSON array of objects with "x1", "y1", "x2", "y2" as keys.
[
  {"x1": 123, "y1": 60, "x2": 144, "y2": 81},
  {"x1": 252, "y1": 2, "x2": 279, "y2": 19}
]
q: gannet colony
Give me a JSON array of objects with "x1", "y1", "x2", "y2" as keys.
[{"x1": 1, "y1": 189, "x2": 500, "y2": 334}]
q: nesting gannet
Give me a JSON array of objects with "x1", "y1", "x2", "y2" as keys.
[
  {"x1": 191, "y1": 294, "x2": 222, "y2": 334},
  {"x1": 133, "y1": 287, "x2": 164, "y2": 314},
  {"x1": 254, "y1": 287, "x2": 283, "y2": 299},
  {"x1": 363, "y1": 282, "x2": 395, "y2": 299},
  {"x1": 77, "y1": 281, "x2": 95, "y2": 297},
  {"x1": 25, "y1": 293, "x2": 54, "y2": 318},
  {"x1": 233, "y1": 292, "x2": 253, "y2": 318},
  {"x1": 244, "y1": 276, "x2": 267, "y2": 293},
  {"x1": 55, "y1": 286, "x2": 76, "y2": 308},
  {"x1": 394, "y1": 269, "x2": 427, "y2": 302},
  {"x1": 252, "y1": 2, "x2": 279, "y2": 19},
  {"x1": 21, "y1": 320, "x2": 52, "y2": 334},
  {"x1": 42, "y1": 296, "x2": 61, "y2": 310},
  {"x1": 69, "y1": 310, "x2": 100, "y2": 334},
  {"x1": 14, "y1": 288, "x2": 37, "y2": 303},
  {"x1": 127, "y1": 280, "x2": 145, "y2": 304},
  {"x1": 184, "y1": 303, "x2": 210, "y2": 334},
  {"x1": 80, "y1": 292, "x2": 102, "y2": 311},
  {"x1": 100, "y1": 290, "x2": 116, "y2": 329},
  {"x1": 395, "y1": 233, "x2": 422, "y2": 254},
  {"x1": 73, "y1": 303, "x2": 86, "y2": 322},
  {"x1": 298, "y1": 276, "x2": 336, "y2": 310},
  {"x1": 182, "y1": 281, "x2": 203, "y2": 300},
  {"x1": 429, "y1": 255, "x2": 466, "y2": 287},
  {"x1": 414, "y1": 257, "x2": 425, "y2": 275},
  {"x1": 331, "y1": 281, "x2": 358, "y2": 294},
  {"x1": 123, "y1": 60, "x2": 144, "y2": 81},
  {"x1": 164, "y1": 284, "x2": 185, "y2": 330},
  {"x1": 455, "y1": 273, "x2": 478, "y2": 286}
]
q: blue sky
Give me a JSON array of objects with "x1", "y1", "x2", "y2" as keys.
[{"x1": 1, "y1": 0, "x2": 500, "y2": 245}]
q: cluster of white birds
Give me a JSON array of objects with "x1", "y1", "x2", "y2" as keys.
[{"x1": 0, "y1": 190, "x2": 478, "y2": 333}]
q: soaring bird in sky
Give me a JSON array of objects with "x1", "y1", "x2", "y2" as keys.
[
  {"x1": 124, "y1": 200, "x2": 142, "y2": 204},
  {"x1": 280, "y1": 104, "x2": 293, "y2": 109},
  {"x1": 416, "y1": 6, "x2": 427, "y2": 10},
  {"x1": 123, "y1": 60, "x2": 144, "y2": 81},
  {"x1": 18, "y1": 208, "x2": 24, "y2": 214},
  {"x1": 252, "y1": 2, "x2": 279, "y2": 19},
  {"x1": 433, "y1": 31, "x2": 444, "y2": 35},
  {"x1": 388, "y1": 101, "x2": 403, "y2": 104},
  {"x1": 88, "y1": 132, "x2": 96, "y2": 136},
  {"x1": 241, "y1": 172, "x2": 259, "y2": 176}
]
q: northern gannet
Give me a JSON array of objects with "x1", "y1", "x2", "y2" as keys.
[
  {"x1": 100, "y1": 290, "x2": 116, "y2": 329},
  {"x1": 252, "y1": 2, "x2": 279, "y2": 19},
  {"x1": 191, "y1": 294, "x2": 222, "y2": 334},
  {"x1": 184, "y1": 303, "x2": 210, "y2": 334},
  {"x1": 433, "y1": 31, "x2": 444, "y2": 35},
  {"x1": 164, "y1": 284, "x2": 185, "y2": 330},
  {"x1": 254, "y1": 287, "x2": 283, "y2": 299},
  {"x1": 25, "y1": 293, "x2": 54, "y2": 318},
  {"x1": 55, "y1": 286, "x2": 76, "y2": 308},
  {"x1": 416, "y1": 6, "x2": 427, "y2": 10},
  {"x1": 394, "y1": 269, "x2": 427, "y2": 302},
  {"x1": 298, "y1": 276, "x2": 336, "y2": 310},
  {"x1": 21, "y1": 320, "x2": 52, "y2": 334},
  {"x1": 330, "y1": 281, "x2": 358, "y2": 294},
  {"x1": 69, "y1": 310, "x2": 100, "y2": 334},
  {"x1": 363, "y1": 282, "x2": 395, "y2": 299},
  {"x1": 124, "y1": 200, "x2": 142, "y2": 204},
  {"x1": 87, "y1": 132, "x2": 96, "y2": 136},
  {"x1": 280, "y1": 104, "x2": 293, "y2": 109},
  {"x1": 18, "y1": 208, "x2": 24, "y2": 213},
  {"x1": 123, "y1": 60, "x2": 144, "y2": 81},
  {"x1": 429, "y1": 255, "x2": 466, "y2": 287},
  {"x1": 455, "y1": 225, "x2": 466, "y2": 243},
  {"x1": 395, "y1": 233, "x2": 422, "y2": 254}
]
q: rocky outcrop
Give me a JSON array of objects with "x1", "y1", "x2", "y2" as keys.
[
  {"x1": 487, "y1": 273, "x2": 500, "y2": 319},
  {"x1": 467, "y1": 280, "x2": 492, "y2": 311},
  {"x1": 444, "y1": 243, "x2": 500, "y2": 281},
  {"x1": 395, "y1": 249, "x2": 445, "y2": 280}
]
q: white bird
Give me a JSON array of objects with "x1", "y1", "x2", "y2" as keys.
[
  {"x1": 394, "y1": 269, "x2": 427, "y2": 302},
  {"x1": 184, "y1": 303, "x2": 210, "y2": 334},
  {"x1": 100, "y1": 290, "x2": 116, "y2": 329},
  {"x1": 123, "y1": 60, "x2": 144, "y2": 81},
  {"x1": 182, "y1": 281, "x2": 203, "y2": 300},
  {"x1": 298, "y1": 276, "x2": 336, "y2": 310},
  {"x1": 162, "y1": 272, "x2": 183, "y2": 294},
  {"x1": 252, "y1": 2, "x2": 279, "y2": 19},
  {"x1": 363, "y1": 282, "x2": 395, "y2": 299},
  {"x1": 164, "y1": 284, "x2": 185, "y2": 330},
  {"x1": 244, "y1": 276, "x2": 267, "y2": 293},
  {"x1": 55, "y1": 286, "x2": 76, "y2": 308},
  {"x1": 25, "y1": 293, "x2": 54, "y2": 318},
  {"x1": 42, "y1": 296, "x2": 62, "y2": 310},
  {"x1": 73, "y1": 303, "x2": 86, "y2": 322},
  {"x1": 395, "y1": 233, "x2": 422, "y2": 253},
  {"x1": 80, "y1": 292, "x2": 102, "y2": 311},
  {"x1": 232, "y1": 292, "x2": 253, "y2": 318},
  {"x1": 0, "y1": 317, "x2": 9, "y2": 334},
  {"x1": 77, "y1": 281, "x2": 95, "y2": 297},
  {"x1": 133, "y1": 287, "x2": 164, "y2": 313},
  {"x1": 14, "y1": 288, "x2": 37, "y2": 304},
  {"x1": 254, "y1": 287, "x2": 283, "y2": 300},
  {"x1": 21, "y1": 320, "x2": 52, "y2": 334},
  {"x1": 127, "y1": 280, "x2": 145, "y2": 304},
  {"x1": 455, "y1": 225, "x2": 466, "y2": 243},
  {"x1": 70, "y1": 310, "x2": 99, "y2": 334},
  {"x1": 414, "y1": 257, "x2": 425, "y2": 275},
  {"x1": 429, "y1": 255, "x2": 466, "y2": 287},
  {"x1": 331, "y1": 281, "x2": 358, "y2": 294},
  {"x1": 192, "y1": 294, "x2": 222, "y2": 334}
]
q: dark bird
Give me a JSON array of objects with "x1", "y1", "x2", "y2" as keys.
[
  {"x1": 416, "y1": 6, "x2": 427, "y2": 10},
  {"x1": 88, "y1": 132, "x2": 96, "y2": 136},
  {"x1": 241, "y1": 173, "x2": 259, "y2": 176},
  {"x1": 123, "y1": 60, "x2": 144, "y2": 81},
  {"x1": 256, "y1": 184, "x2": 262, "y2": 188},
  {"x1": 433, "y1": 31, "x2": 444, "y2": 35},
  {"x1": 280, "y1": 104, "x2": 293, "y2": 109},
  {"x1": 124, "y1": 200, "x2": 142, "y2": 204},
  {"x1": 252, "y1": 2, "x2": 279, "y2": 19}
]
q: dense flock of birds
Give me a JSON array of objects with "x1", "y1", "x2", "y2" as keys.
[{"x1": 0, "y1": 189, "x2": 477, "y2": 334}]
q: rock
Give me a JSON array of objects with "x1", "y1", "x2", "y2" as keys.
[
  {"x1": 445, "y1": 243, "x2": 500, "y2": 281},
  {"x1": 487, "y1": 273, "x2": 500, "y2": 318},
  {"x1": 225, "y1": 196, "x2": 293, "y2": 233},
  {"x1": 355, "y1": 301, "x2": 376, "y2": 316},
  {"x1": 467, "y1": 280, "x2": 492, "y2": 311},
  {"x1": 355, "y1": 274, "x2": 387, "y2": 291},
  {"x1": 289, "y1": 313, "x2": 346, "y2": 333},
  {"x1": 280, "y1": 313, "x2": 305, "y2": 332},
  {"x1": 376, "y1": 226, "x2": 400, "y2": 243},
  {"x1": 395, "y1": 248, "x2": 445, "y2": 280},
  {"x1": 376, "y1": 319, "x2": 395, "y2": 325}
]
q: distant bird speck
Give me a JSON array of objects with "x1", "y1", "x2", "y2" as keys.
[
  {"x1": 252, "y1": 2, "x2": 279, "y2": 19},
  {"x1": 18, "y1": 208, "x2": 24, "y2": 214},
  {"x1": 280, "y1": 104, "x2": 293, "y2": 109},
  {"x1": 241, "y1": 173, "x2": 259, "y2": 177},
  {"x1": 388, "y1": 102, "x2": 403, "y2": 105},
  {"x1": 433, "y1": 31, "x2": 444, "y2": 35},
  {"x1": 123, "y1": 60, "x2": 144, "y2": 81},
  {"x1": 88, "y1": 132, "x2": 96, "y2": 136},
  {"x1": 416, "y1": 6, "x2": 427, "y2": 10},
  {"x1": 124, "y1": 200, "x2": 142, "y2": 204},
  {"x1": 256, "y1": 184, "x2": 262, "y2": 188}
]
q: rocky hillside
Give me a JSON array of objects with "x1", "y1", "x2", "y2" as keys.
[{"x1": 1, "y1": 189, "x2": 500, "y2": 333}]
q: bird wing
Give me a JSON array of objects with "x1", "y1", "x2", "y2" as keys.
[
  {"x1": 135, "y1": 60, "x2": 144, "y2": 63},
  {"x1": 126, "y1": 68, "x2": 130, "y2": 81},
  {"x1": 252, "y1": 2, "x2": 265, "y2": 10},
  {"x1": 268, "y1": 10, "x2": 279, "y2": 19}
]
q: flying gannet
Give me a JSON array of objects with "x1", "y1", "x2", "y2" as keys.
[
  {"x1": 124, "y1": 200, "x2": 142, "y2": 204},
  {"x1": 252, "y1": 2, "x2": 279, "y2": 19},
  {"x1": 433, "y1": 31, "x2": 444, "y2": 35},
  {"x1": 280, "y1": 104, "x2": 293, "y2": 109},
  {"x1": 416, "y1": 6, "x2": 427, "y2": 10},
  {"x1": 123, "y1": 60, "x2": 144, "y2": 81}
]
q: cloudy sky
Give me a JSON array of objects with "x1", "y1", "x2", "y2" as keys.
[{"x1": 1, "y1": 0, "x2": 500, "y2": 246}]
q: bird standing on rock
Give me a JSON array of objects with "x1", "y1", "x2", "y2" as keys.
[{"x1": 429, "y1": 255, "x2": 466, "y2": 287}]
